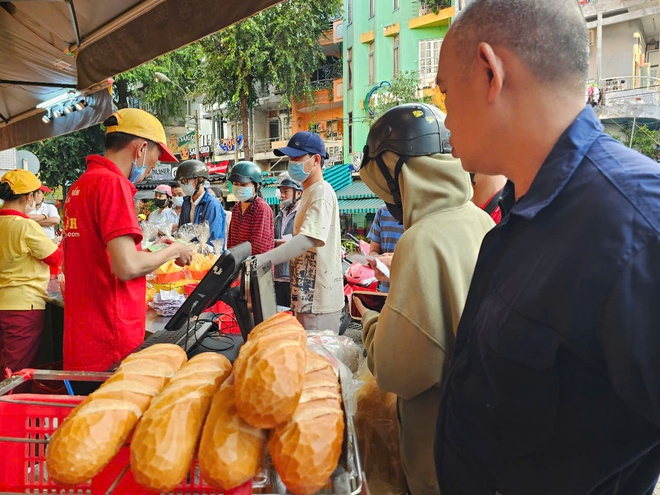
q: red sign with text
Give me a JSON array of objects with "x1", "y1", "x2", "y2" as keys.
[{"x1": 208, "y1": 160, "x2": 229, "y2": 174}]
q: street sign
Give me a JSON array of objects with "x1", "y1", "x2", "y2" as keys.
[{"x1": 16, "y1": 150, "x2": 40, "y2": 174}]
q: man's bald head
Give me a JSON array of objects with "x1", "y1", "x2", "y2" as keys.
[{"x1": 450, "y1": 0, "x2": 588, "y2": 94}]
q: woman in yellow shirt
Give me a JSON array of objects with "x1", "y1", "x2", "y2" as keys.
[{"x1": 0, "y1": 170, "x2": 62, "y2": 380}]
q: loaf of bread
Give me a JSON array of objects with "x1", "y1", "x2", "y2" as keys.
[
  {"x1": 130, "y1": 352, "x2": 232, "y2": 491},
  {"x1": 198, "y1": 376, "x2": 267, "y2": 490},
  {"x1": 46, "y1": 344, "x2": 187, "y2": 486},
  {"x1": 268, "y1": 350, "x2": 345, "y2": 495},
  {"x1": 233, "y1": 312, "x2": 307, "y2": 428}
]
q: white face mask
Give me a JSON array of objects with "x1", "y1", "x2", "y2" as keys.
[
  {"x1": 171, "y1": 196, "x2": 184, "y2": 207},
  {"x1": 181, "y1": 181, "x2": 197, "y2": 197}
]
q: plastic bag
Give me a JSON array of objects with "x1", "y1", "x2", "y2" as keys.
[
  {"x1": 156, "y1": 220, "x2": 174, "y2": 239},
  {"x1": 176, "y1": 223, "x2": 198, "y2": 243},
  {"x1": 306, "y1": 332, "x2": 362, "y2": 374},
  {"x1": 353, "y1": 359, "x2": 407, "y2": 495},
  {"x1": 140, "y1": 221, "x2": 159, "y2": 249}
]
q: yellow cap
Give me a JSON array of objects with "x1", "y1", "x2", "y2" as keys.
[
  {"x1": 1, "y1": 169, "x2": 41, "y2": 194},
  {"x1": 105, "y1": 108, "x2": 178, "y2": 163}
]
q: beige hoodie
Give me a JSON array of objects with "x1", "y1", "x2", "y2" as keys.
[{"x1": 360, "y1": 152, "x2": 494, "y2": 495}]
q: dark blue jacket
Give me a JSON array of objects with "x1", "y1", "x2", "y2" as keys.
[
  {"x1": 435, "y1": 107, "x2": 660, "y2": 495},
  {"x1": 178, "y1": 189, "x2": 226, "y2": 245}
]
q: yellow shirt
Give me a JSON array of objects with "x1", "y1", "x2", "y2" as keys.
[{"x1": 0, "y1": 211, "x2": 57, "y2": 310}]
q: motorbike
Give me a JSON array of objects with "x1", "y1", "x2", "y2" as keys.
[{"x1": 339, "y1": 233, "x2": 381, "y2": 335}]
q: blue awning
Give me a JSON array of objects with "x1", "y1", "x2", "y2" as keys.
[
  {"x1": 261, "y1": 185, "x2": 279, "y2": 205},
  {"x1": 335, "y1": 180, "x2": 376, "y2": 199},
  {"x1": 338, "y1": 198, "x2": 384, "y2": 214},
  {"x1": 323, "y1": 163, "x2": 352, "y2": 191}
]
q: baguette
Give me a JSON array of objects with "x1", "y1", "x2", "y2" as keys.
[
  {"x1": 198, "y1": 376, "x2": 267, "y2": 490},
  {"x1": 268, "y1": 350, "x2": 345, "y2": 495},
  {"x1": 130, "y1": 352, "x2": 232, "y2": 492},
  {"x1": 233, "y1": 313, "x2": 307, "y2": 428},
  {"x1": 45, "y1": 344, "x2": 187, "y2": 486}
]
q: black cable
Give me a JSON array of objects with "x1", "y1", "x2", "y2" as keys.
[{"x1": 191, "y1": 311, "x2": 235, "y2": 352}]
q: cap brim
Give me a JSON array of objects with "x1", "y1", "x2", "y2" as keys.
[
  {"x1": 39, "y1": 186, "x2": 52, "y2": 193},
  {"x1": 158, "y1": 143, "x2": 178, "y2": 163},
  {"x1": 274, "y1": 146, "x2": 309, "y2": 158}
]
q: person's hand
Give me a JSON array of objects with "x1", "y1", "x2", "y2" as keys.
[
  {"x1": 352, "y1": 295, "x2": 368, "y2": 317},
  {"x1": 368, "y1": 253, "x2": 393, "y2": 282},
  {"x1": 171, "y1": 242, "x2": 194, "y2": 266},
  {"x1": 275, "y1": 239, "x2": 286, "y2": 247}
]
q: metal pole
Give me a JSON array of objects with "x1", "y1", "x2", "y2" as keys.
[
  {"x1": 629, "y1": 116, "x2": 637, "y2": 147},
  {"x1": 596, "y1": 5, "x2": 603, "y2": 87},
  {"x1": 195, "y1": 109, "x2": 201, "y2": 162}
]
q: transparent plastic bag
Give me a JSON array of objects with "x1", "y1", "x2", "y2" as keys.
[
  {"x1": 353, "y1": 360, "x2": 407, "y2": 495},
  {"x1": 306, "y1": 331, "x2": 362, "y2": 374},
  {"x1": 196, "y1": 221, "x2": 213, "y2": 256},
  {"x1": 156, "y1": 220, "x2": 174, "y2": 239},
  {"x1": 176, "y1": 223, "x2": 198, "y2": 243},
  {"x1": 140, "y1": 221, "x2": 159, "y2": 249}
]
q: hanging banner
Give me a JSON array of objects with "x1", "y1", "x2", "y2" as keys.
[{"x1": 215, "y1": 135, "x2": 244, "y2": 154}]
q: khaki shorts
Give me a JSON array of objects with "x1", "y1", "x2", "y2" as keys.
[{"x1": 295, "y1": 310, "x2": 341, "y2": 334}]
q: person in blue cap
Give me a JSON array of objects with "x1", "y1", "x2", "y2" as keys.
[{"x1": 255, "y1": 131, "x2": 344, "y2": 333}]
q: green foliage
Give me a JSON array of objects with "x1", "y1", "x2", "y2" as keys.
[
  {"x1": 609, "y1": 124, "x2": 660, "y2": 160},
  {"x1": 115, "y1": 44, "x2": 205, "y2": 122},
  {"x1": 366, "y1": 71, "x2": 434, "y2": 126},
  {"x1": 198, "y1": 0, "x2": 342, "y2": 156},
  {"x1": 20, "y1": 125, "x2": 105, "y2": 197},
  {"x1": 425, "y1": 0, "x2": 452, "y2": 12}
]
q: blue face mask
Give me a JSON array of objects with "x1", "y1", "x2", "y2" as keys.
[
  {"x1": 129, "y1": 148, "x2": 148, "y2": 183},
  {"x1": 129, "y1": 162, "x2": 146, "y2": 183},
  {"x1": 288, "y1": 156, "x2": 313, "y2": 183},
  {"x1": 234, "y1": 185, "x2": 254, "y2": 202}
]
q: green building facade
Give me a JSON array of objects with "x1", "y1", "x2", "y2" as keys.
[{"x1": 342, "y1": 0, "x2": 454, "y2": 166}]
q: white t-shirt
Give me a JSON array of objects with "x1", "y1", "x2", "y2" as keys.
[
  {"x1": 148, "y1": 207, "x2": 179, "y2": 227},
  {"x1": 290, "y1": 180, "x2": 343, "y2": 314},
  {"x1": 33, "y1": 202, "x2": 60, "y2": 239}
]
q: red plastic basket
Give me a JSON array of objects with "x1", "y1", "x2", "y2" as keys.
[{"x1": 0, "y1": 389, "x2": 252, "y2": 494}]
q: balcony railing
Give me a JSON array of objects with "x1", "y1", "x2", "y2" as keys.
[
  {"x1": 253, "y1": 135, "x2": 292, "y2": 155},
  {"x1": 311, "y1": 62, "x2": 342, "y2": 90},
  {"x1": 587, "y1": 76, "x2": 660, "y2": 120},
  {"x1": 413, "y1": 0, "x2": 451, "y2": 16}
]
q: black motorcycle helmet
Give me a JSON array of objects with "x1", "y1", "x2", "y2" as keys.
[
  {"x1": 175, "y1": 159, "x2": 210, "y2": 181},
  {"x1": 360, "y1": 103, "x2": 452, "y2": 223},
  {"x1": 360, "y1": 103, "x2": 452, "y2": 170}
]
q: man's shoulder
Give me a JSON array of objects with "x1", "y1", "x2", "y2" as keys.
[{"x1": 585, "y1": 133, "x2": 660, "y2": 231}]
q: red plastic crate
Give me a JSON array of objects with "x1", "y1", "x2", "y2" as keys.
[{"x1": 0, "y1": 393, "x2": 251, "y2": 494}]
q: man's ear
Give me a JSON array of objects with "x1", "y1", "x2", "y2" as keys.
[{"x1": 476, "y1": 42, "x2": 504, "y2": 103}]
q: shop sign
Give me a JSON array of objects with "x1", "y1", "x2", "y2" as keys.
[
  {"x1": 150, "y1": 164, "x2": 173, "y2": 181},
  {"x1": 208, "y1": 160, "x2": 229, "y2": 174},
  {"x1": 189, "y1": 145, "x2": 211, "y2": 159}
]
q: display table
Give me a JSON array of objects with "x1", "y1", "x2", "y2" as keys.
[{"x1": 38, "y1": 293, "x2": 176, "y2": 367}]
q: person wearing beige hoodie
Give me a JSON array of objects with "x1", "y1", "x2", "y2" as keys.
[{"x1": 355, "y1": 103, "x2": 494, "y2": 495}]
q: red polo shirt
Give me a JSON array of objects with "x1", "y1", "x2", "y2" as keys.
[{"x1": 63, "y1": 155, "x2": 145, "y2": 371}]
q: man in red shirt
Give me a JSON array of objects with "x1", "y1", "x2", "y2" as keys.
[{"x1": 63, "y1": 108, "x2": 193, "y2": 376}]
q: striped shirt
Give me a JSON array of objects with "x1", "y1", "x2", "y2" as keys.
[
  {"x1": 227, "y1": 196, "x2": 274, "y2": 256},
  {"x1": 367, "y1": 205, "x2": 404, "y2": 292}
]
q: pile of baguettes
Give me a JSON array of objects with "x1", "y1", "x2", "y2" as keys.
[{"x1": 45, "y1": 313, "x2": 345, "y2": 495}]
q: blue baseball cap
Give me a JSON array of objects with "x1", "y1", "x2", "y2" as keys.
[{"x1": 274, "y1": 131, "x2": 329, "y2": 159}]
